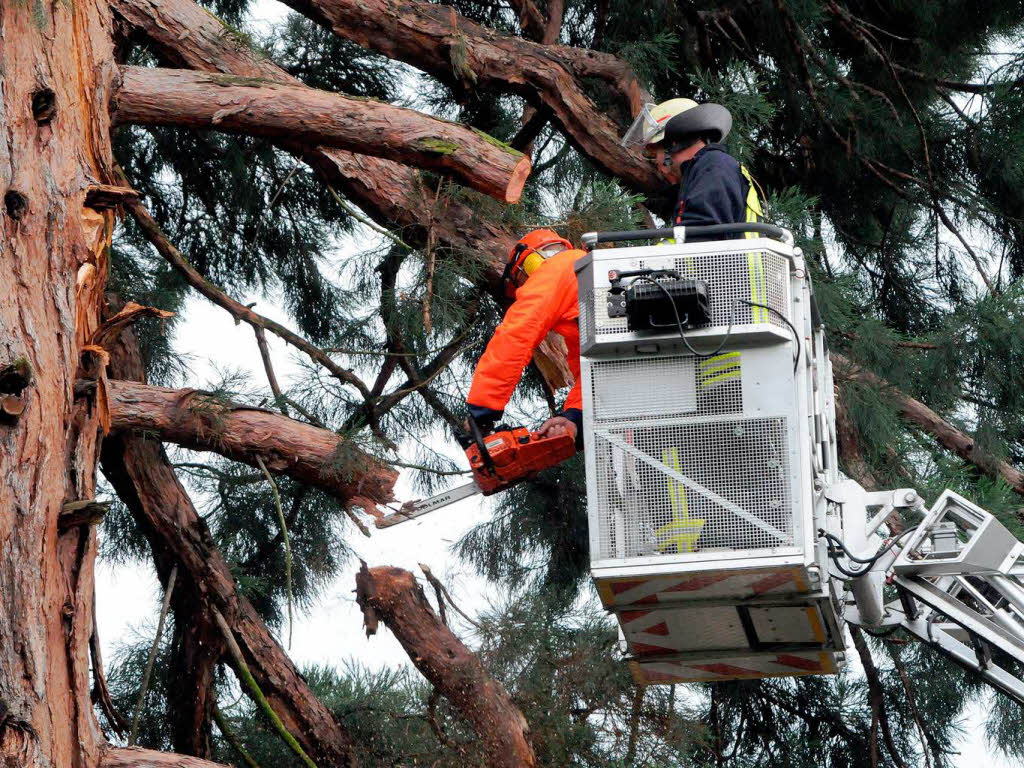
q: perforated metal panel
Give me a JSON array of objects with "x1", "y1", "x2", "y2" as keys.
[
  {"x1": 591, "y1": 417, "x2": 793, "y2": 560},
  {"x1": 586, "y1": 249, "x2": 790, "y2": 339},
  {"x1": 588, "y1": 354, "x2": 742, "y2": 423}
]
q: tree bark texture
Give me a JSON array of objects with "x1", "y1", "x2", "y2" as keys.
[
  {"x1": 101, "y1": 746, "x2": 227, "y2": 768},
  {"x1": 355, "y1": 565, "x2": 536, "y2": 768},
  {"x1": 832, "y1": 352, "x2": 1024, "y2": 496},
  {"x1": 113, "y1": 66, "x2": 530, "y2": 203},
  {"x1": 111, "y1": 0, "x2": 575, "y2": 390},
  {"x1": 107, "y1": 379, "x2": 397, "y2": 510},
  {"x1": 0, "y1": 0, "x2": 119, "y2": 763},
  {"x1": 100, "y1": 326, "x2": 360, "y2": 768},
  {"x1": 274, "y1": 0, "x2": 656, "y2": 191}
]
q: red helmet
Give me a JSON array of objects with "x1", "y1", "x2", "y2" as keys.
[{"x1": 502, "y1": 229, "x2": 573, "y2": 297}]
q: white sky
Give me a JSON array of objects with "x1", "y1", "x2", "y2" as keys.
[{"x1": 92, "y1": 1, "x2": 1015, "y2": 763}]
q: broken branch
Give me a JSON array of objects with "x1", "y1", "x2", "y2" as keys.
[
  {"x1": 355, "y1": 564, "x2": 535, "y2": 768},
  {"x1": 113, "y1": 66, "x2": 530, "y2": 203},
  {"x1": 106, "y1": 378, "x2": 397, "y2": 510}
]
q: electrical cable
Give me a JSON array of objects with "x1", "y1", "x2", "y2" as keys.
[
  {"x1": 632, "y1": 276, "x2": 736, "y2": 359},
  {"x1": 630, "y1": 276, "x2": 802, "y2": 371},
  {"x1": 741, "y1": 300, "x2": 801, "y2": 373},
  {"x1": 818, "y1": 526, "x2": 918, "y2": 578}
]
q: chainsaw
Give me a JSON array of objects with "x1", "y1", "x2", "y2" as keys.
[{"x1": 375, "y1": 421, "x2": 577, "y2": 528}]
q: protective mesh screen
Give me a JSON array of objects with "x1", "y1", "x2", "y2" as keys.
[
  {"x1": 589, "y1": 250, "x2": 789, "y2": 336},
  {"x1": 592, "y1": 418, "x2": 793, "y2": 559},
  {"x1": 579, "y1": 288, "x2": 595, "y2": 346},
  {"x1": 589, "y1": 354, "x2": 742, "y2": 422}
]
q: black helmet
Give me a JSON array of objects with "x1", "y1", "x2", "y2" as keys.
[{"x1": 662, "y1": 102, "x2": 733, "y2": 148}]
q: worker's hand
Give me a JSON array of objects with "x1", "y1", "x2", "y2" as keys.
[{"x1": 537, "y1": 416, "x2": 578, "y2": 440}]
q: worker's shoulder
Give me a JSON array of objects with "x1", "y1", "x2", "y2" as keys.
[
  {"x1": 540, "y1": 248, "x2": 588, "y2": 274},
  {"x1": 694, "y1": 144, "x2": 741, "y2": 172}
]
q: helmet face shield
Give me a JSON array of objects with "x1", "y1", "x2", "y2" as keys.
[{"x1": 620, "y1": 104, "x2": 661, "y2": 147}]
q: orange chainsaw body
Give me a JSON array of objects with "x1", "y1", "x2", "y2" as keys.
[{"x1": 465, "y1": 426, "x2": 576, "y2": 495}]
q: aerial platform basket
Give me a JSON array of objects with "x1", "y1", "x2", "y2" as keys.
[{"x1": 577, "y1": 224, "x2": 845, "y2": 684}]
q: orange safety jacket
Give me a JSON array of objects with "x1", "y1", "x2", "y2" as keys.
[{"x1": 467, "y1": 248, "x2": 585, "y2": 418}]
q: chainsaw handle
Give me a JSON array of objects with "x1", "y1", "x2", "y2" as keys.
[{"x1": 467, "y1": 414, "x2": 496, "y2": 474}]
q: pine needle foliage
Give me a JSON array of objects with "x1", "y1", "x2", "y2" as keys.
[{"x1": 101, "y1": 0, "x2": 1024, "y2": 765}]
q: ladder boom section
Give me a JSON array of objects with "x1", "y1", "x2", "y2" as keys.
[{"x1": 835, "y1": 487, "x2": 1024, "y2": 702}]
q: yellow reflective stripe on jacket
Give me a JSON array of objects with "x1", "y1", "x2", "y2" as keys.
[
  {"x1": 741, "y1": 164, "x2": 764, "y2": 230},
  {"x1": 739, "y1": 164, "x2": 769, "y2": 322}
]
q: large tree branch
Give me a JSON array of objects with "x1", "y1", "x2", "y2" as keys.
[
  {"x1": 107, "y1": 379, "x2": 396, "y2": 510},
  {"x1": 355, "y1": 564, "x2": 535, "y2": 768},
  {"x1": 102, "y1": 746, "x2": 228, "y2": 768},
  {"x1": 270, "y1": 0, "x2": 657, "y2": 190},
  {"x1": 101, "y1": 323, "x2": 361, "y2": 768},
  {"x1": 112, "y1": 0, "x2": 575, "y2": 391},
  {"x1": 113, "y1": 66, "x2": 530, "y2": 203},
  {"x1": 832, "y1": 352, "x2": 1024, "y2": 496}
]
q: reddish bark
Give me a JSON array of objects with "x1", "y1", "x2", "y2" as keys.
[
  {"x1": 832, "y1": 352, "x2": 1024, "y2": 495},
  {"x1": 112, "y1": 66, "x2": 530, "y2": 203},
  {"x1": 274, "y1": 0, "x2": 657, "y2": 191},
  {"x1": 102, "y1": 746, "x2": 227, "y2": 767},
  {"x1": 107, "y1": 379, "x2": 396, "y2": 510},
  {"x1": 100, "y1": 325, "x2": 361, "y2": 768},
  {"x1": 111, "y1": 0, "x2": 575, "y2": 390},
  {"x1": 0, "y1": 0, "x2": 119, "y2": 763},
  {"x1": 356, "y1": 565, "x2": 536, "y2": 768}
]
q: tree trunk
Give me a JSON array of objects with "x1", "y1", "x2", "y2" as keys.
[
  {"x1": 356, "y1": 564, "x2": 536, "y2": 768},
  {"x1": 0, "y1": 0, "x2": 119, "y2": 763},
  {"x1": 112, "y1": 66, "x2": 530, "y2": 203}
]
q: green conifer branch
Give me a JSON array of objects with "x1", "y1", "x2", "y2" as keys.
[
  {"x1": 211, "y1": 609, "x2": 319, "y2": 768},
  {"x1": 254, "y1": 455, "x2": 293, "y2": 649},
  {"x1": 212, "y1": 703, "x2": 264, "y2": 768}
]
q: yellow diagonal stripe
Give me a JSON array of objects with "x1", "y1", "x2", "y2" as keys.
[
  {"x1": 659, "y1": 447, "x2": 704, "y2": 553},
  {"x1": 698, "y1": 351, "x2": 740, "y2": 371}
]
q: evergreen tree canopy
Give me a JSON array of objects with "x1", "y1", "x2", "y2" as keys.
[{"x1": 65, "y1": 0, "x2": 1024, "y2": 765}]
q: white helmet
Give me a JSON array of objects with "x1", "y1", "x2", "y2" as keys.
[{"x1": 621, "y1": 98, "x2": 732, "y2": 148}]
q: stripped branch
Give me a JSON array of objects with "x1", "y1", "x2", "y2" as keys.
[
  {"x1": 112, "y1": 0, "x2": 575, "y2": 390},
  {"x1": 107, "y1": 378, "x2": 397, "y2": 511},
  {"x1": 832, "y1": 352, "x2": 1024, "y2": 496},
  {"x1": 113, "y1": 66, "x2": 530, "y2": 203},
  {"x1": 270, "y1": 0, "x2": 657, "y2": 190}
]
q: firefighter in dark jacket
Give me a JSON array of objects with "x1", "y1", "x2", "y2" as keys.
[{"x1": 621, "y1": 98, "x2": 764, "y2": 234}]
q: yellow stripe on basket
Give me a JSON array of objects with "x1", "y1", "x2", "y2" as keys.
[
  {"x1": 700, "y1": 370, "x2": 741, "y2": 389},
  {"x1": 806, "y1": 607, "x2": 826, "y2": 644},
  {"x1": 698, "y1": 360, "x2": 741, "y2": 378},
  {"x1": 698, "y1": 351, "x2": 740, "y2": 371}
]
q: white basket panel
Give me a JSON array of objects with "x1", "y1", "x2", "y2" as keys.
[
  {"x1": 591, "y1": 417, "x2": 794, "y2": 560},
  {"x1": 589, "y1": 354, "x2": 743, "y2": 423},
  {"x1": 589, "y1": 250, "x2": 789, "y2": 336}
]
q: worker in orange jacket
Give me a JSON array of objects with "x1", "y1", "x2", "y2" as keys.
[{"x1": 466, "y1": 229, "x2": 584, "y2": 443}]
